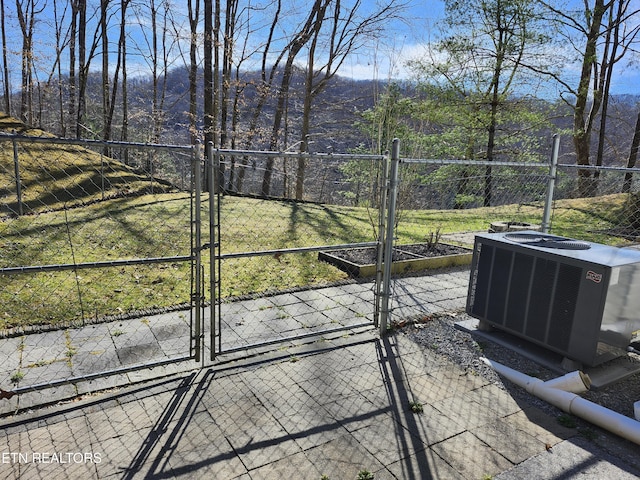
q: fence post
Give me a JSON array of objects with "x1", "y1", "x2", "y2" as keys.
[
  {"x1": 374, "y1": 150, "x2": 390, "y2": 328},
  {"x1": 380, "y1": 138, "x2": 400, "y2": 335},
  {"x1": 542, "y1": 134, "x2": 560, "y2": 233},
  {"x1": 207, "y1": 141, "x2": 219, "y2": 361},
  {"x1": 192, "y1": 142, "x2": 203, "y2": 363},
  {"x1": 12, "y1": 138, "x2": 23, "y2": 216}
]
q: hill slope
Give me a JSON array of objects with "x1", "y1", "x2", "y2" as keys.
[{"x1": 0, "y1": 113, "x2": 176, "y2": 217}]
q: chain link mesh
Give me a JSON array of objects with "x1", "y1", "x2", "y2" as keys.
[
  {"x1": 0, "y1": 137, "x2": 195, "y2": 399},
  {"x1": 213, "y1": 151, "x2": 386, "y2": 353},
  {"x1": 3, "y1": 135, "x2": 640, "y2": 401},
  {"x1": 387, "y1": 158, "x2": 640, "y2": 324},
  {"x1": 549, "y1": 166, "x2": 640, "y2": 243}
]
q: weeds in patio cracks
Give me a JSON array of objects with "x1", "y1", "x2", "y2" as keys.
[
  {"x1": 65, "y1": 330, "x2": 77, "y2": 366},
  {"x1": 319, "y1": 468, "x2": 376, "y2": 479},
  {"x1": 557, "y1": 413, "x2": 577, "y2": 428},
  {"x1": 10, "y1": 370, "x2": 24, "y2": 383},
  {"x1": 408, "y1": 400, "x2": 424, "y2": 414},
  {"x1": 357, "y1": 470, "x2": 375, "y2": 480}
]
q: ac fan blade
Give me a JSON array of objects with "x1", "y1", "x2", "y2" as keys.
[{"x1": 504, "y1": 232, "x2": 591, "y2": 250}]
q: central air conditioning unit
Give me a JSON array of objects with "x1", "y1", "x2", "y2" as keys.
[{"x1": 466, "y1": 231, "x2": 640, "y2": 367}]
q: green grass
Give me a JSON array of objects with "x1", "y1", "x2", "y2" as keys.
[
  {"x1": 0, "y1": 114, "x2": 176, "y2": 217},
  {"x1": 0, "y1": 114, "x2": 634, "y2": 330},
  {"x1": 1, "y1": 190, "x2": 630, "y2": 330}
]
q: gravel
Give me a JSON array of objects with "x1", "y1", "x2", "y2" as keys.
[
  {"x1": 399, "y1": 313, "x2": 561, "y2": 412},
  {"x1": 397, "y1": 311, "x2": 640, "y2": 468}
]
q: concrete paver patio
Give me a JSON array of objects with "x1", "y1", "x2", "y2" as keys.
[{"x1": 0, "y1": 267, "x2": 639, "y2": 479}]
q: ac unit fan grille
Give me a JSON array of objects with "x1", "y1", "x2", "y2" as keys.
[
  {"x1": 505, "y1": 232, "x2": 591, "y2": 250},
  {"x1": 471, "y1": 244, "x2": 582, "y2": 352}
]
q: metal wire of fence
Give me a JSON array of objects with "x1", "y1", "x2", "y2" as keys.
[
  {"x1": 3, "y1": 133, "x2": 640, "y2": 408},
  {"x1": 0, "y1": 135, "x2": 197, "y2": 406},
  {"x1": 550, "y1": 164, "x2": 640, "y2": 242},
  {"x1": 207, "y1": 147, "x2": 388, "y2": 357},
  {"x1": 385, "y1": 142, "x2": 640, "y2": 328}
]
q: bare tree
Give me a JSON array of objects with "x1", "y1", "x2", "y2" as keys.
[
  {"x1": 49, "y1": 0, "x2": 71, "y2": 135},
  {"x1": 623, "y1": 107, "x2": 640, "y2": 193},
  {"x1": 130, "y1": 0, "x2": 175, "y2": 143},
  {"x1": 295, "y1": 0, "x2": 403, "y2": 200},
  {"x1": 68, "y1": 0, "x2": 78, "y2": 133},
  {"x1": 571, "y1": 0, "x2": 607, "y2": 197},
  {"x1": 74, "y1": 0, "x2": 91, "y2": 139},
  {"x1": 223, "y1": 1, "x2": 253, "y2": 191},
  {"x1": 203, "y1": 0, "x2": 214, "y2": 146},
  {"x1": 97, "y1": 0, "x2": 131, "y2": 149},
  {"x1": 16, "y1": 0, "x2": 45, "y2": 124},
  {"x1": 261, "y1": 0, "x2": 332, "y2": 196},
  {"x1": 541, "y1": 0, "x2": 640, "y2": 197},
  {"x1": 67, "y1": 0, "x2": 104, "y2": 138},
  {"x1": 235, "y1": 0, "x2": 284, "y2": 192},
  {"x1": 593, "y1": 1, "x2": 640, "y2": 186},
  {"x1": 119, "y1": 0, "x2": 129, "y2": 145},
  {"x1": 187, "y1": 0, "x2": 200, "y2": 144},
  {"x1": 100, "y1": 0, "x2": 111, "y2": 142},
  {"x1": 1, "y1": 0, "x2": 12, "y2": 114}
]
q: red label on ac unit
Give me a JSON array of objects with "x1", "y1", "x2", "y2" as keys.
[{"x1": 586, "y1": 270, "x2": 603, "y2": 283}]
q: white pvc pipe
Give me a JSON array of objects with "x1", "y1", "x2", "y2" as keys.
[
  {"x1": 481, "y1": 358, "x2": 640, "y2": 446},
  {"x1": 543, "y1": 370, "x2": 591, "y2": 394}
]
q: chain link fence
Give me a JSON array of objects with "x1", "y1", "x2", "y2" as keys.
[
  {"x1": 549, "y1": 164, "x2": 640, "y2": 243},
  {"x1": 0, "y1": 135, "x2": 197, "y2": 408},
  {"x1": 3, "y1": 133, "x2": 640, "y2": 410},
  {"x1": 386, "y1": 144, "x2": 640, "y2": 327},
  {"x1": 210, "y1": 148, "x2": 387, "y2": 356}
]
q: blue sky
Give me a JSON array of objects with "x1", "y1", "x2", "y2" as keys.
[
  {"x1": 338, "y1": 0, "x2": 445, "y2": 81},
  {"x1": 2, "y1": 0, "x2": 639, "y2": 97},
  {"x1": 339, "y1": 0, "x2": 640, "y2": 97}
]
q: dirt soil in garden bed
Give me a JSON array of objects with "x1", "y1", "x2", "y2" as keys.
[{"x1": 330, "y1": 243, "x2": 469, "y2": 265}]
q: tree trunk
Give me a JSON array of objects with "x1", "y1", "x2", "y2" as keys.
[
  {"x1": 573, "y1": 0, "x2": 607, "y2": 198},
  {"x1": 1, "y1": 0, "x2": 11, "y2": 115},
  {"x1": 101, "y1": 0, "x2": 112, "y2": 147},
  {"x1": 203, "y1": 0, "x2": 220, "y2": 191},
  {"x1": 296, "y1": 17, "x2": 321, "y2": 200},
  {"x1": 68, "y1": 1, "x2": 77, "y2": 135},
  {"x1": 188, "y1": 0, "x2": 199, "y2": 145},
  {"x1": 623, "y1": 109, "x2": 640, "y2": 193},
  {"x1": 76, "y1": 0, "x2": 87, "y2": 139},
  {"x1": 16, "y1": 0, "x2": 37, "y2": 124},
  {"x1": 593, "y1": 2, "x2": 617, "y2": 192},
  {"x1": 263, "y1": 0, "x2": 328, "y2": 197},
  {"x1": 120, "y1": 0, "x2": 128, "y2": 148}
]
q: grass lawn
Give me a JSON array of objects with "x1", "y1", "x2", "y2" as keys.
[
  {"x1": 1, "y1": 114, "x2": 634, "y2": 329},
  {"x1": 0, "y1": 189, "x2": 632, "y2": 331}
]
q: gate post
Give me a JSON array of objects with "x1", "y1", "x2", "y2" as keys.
[
  {"x1": 380, "y1": 139, "x2": 400, "y2": 335},
  {"x1": 192, "y1": 142, "x2": 204, "y2": 363},
  {"x1": 374, "y1": 150, "x2": 390, "y2": 328},
  {"x1": 208, "y1": 142, "x2": 220, "y2": 361},
  {"x1": 542, "y1": 134, "x2": 560, "y2": 233}
]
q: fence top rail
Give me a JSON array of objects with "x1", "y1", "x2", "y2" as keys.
[
  {"x1": 210, "y1": 146, "x2": 386, "y2": 162},
  {"x1": 0, "y1": 133, "x2": 194, "y2": 152},
  {"x1": 401, "y1": 157, "x2": 640, "y2": 175},
  {"x1": 400, "y1": 158, "x2": 550, "y2": 168},
  {"x1": 556, "y1": 163, "x2": 640, "y2": 174}
]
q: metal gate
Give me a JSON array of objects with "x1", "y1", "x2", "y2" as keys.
[
  {"x1": 202, "y1": 145, "x2": 391, "y2": 360},
  {"x1": 0, "y1": 135, "x2": 202, "y2": 407},
  {"x1": 0, "y1": 134, "x2": 396, "y2": 405}
]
